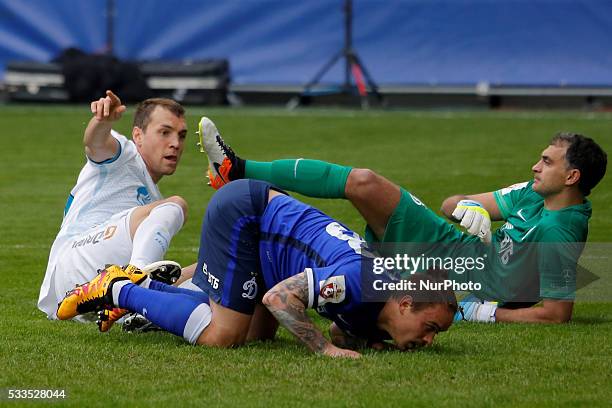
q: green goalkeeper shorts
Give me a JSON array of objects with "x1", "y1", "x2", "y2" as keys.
[
  {"x1": 365, "y1": 188, "x2": 477, "y2": 246},
  {"x1": 364, "y1": 188, "x2": 483, "y2": 285}
]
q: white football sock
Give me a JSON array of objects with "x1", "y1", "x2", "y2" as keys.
[
  {"x1": 183, "y1": 303, "x2": 213, "y2": 344},
  {"x1": 129, "y1": 202, "x2": 184, "y2": 268},
  {"x1": 112, "y1": 280, "x2": 131, "y2": 306}
]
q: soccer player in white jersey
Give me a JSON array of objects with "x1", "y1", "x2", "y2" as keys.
[{"x1": 38, "y1": 90, "x2": 189, "y2": 322}]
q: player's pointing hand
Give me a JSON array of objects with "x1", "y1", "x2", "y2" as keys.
[{"x1": 90, "y1": 90, "x2": 126, "y2": 122}]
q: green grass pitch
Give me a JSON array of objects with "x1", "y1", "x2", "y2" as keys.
[{"x1": 1, "y1": 106, "x2": 611, "y2": 406}]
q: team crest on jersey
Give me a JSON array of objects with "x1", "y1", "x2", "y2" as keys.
[
  {"x1": 242, "y1": 276, "x2": 258, "y2": 299},
  {"x1": 500, "y1": 181, "x2": 529, "y2": 196},
  {"x1": 318, "y1": 276, "x2": 346, "y2": 305},
  {"x1": 136, "y1": 186, "x2": 152, "y2": 205},
  {"x1": 498, "y1": 232, "x2": 514, "y2": 265}
]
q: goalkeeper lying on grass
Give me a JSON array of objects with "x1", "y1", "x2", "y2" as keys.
[
  {"x1": 57, "y1": 179, "x2": 456, "y2": 358},
  {"x1": 197, "y1": 117, "x2": 607, "y2": 324}
]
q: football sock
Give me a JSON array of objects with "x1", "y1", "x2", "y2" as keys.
[
  {"x1": 244, "y1": 159, "x2": 352, "y2": 198},
  {"x1": 129, "y1": 202, "x2": 184, "y2": 268},
  {"x1": 148, "y1": 279, "x2": 210, "y2": 304},
  {"x1": 228, "y1": 155, "x2": 246, "y2": 181},
  {"x1": 113, "y1": 281, "x2": 211, "y2": 344}
]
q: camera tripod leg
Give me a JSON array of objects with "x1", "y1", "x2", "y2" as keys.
[
  {"x1": 352, "y1": 53, "x2": 384, "y2": 105},
  {"x1": 287, "y1": 50, "x2": 344, "y2": 109}
]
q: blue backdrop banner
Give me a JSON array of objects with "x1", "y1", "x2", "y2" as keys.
[{"x1": 1, "y1": 0, "x2": 612, "y2": 86}]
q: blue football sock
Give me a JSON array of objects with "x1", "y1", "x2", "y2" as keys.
[
  {"x1": 115, "y1": 282, "x2": 211, "y2": 343},
  {"x1": 148, "y1": 280, "x2": 210, "y2": 304}
]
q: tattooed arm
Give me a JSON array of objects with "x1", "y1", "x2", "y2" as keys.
[{"x1": 262, "y1": 272, "x2": 361, "y2": 359}]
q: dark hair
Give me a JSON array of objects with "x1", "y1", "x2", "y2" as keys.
[
  {"x1": 391, "y1": 269, "x2": 458, "y2": 315},
  {"x1": 551, "y1": 132, "x2": 607, "y2": 196},
  {"x1": 133, "y1": 98, "x2": 185, "y2": 131}
]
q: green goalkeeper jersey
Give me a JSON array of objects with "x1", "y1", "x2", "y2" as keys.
[
  {"x1": 485, "y1": 180, "x2": 590, "y2": 301},
  {"x1": 367, "y1": 181, "x2": 591, "y2": 302}
]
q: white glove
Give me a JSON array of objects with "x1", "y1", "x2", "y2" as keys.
[
  {"x1": 458, "y1": 295, "x2": 497, "y2": 323},
  {"x1": 452, "y1": 199, "x2": 492, "y2": 244}
]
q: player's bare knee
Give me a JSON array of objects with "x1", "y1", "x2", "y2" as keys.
[
  {"x1": 196, "y1": 328, "x2": 245, "y2": 348},
  {"x1": 165, "y1": 195, "x2": 188, "y2": 222},
  {"x1": 199, "y1": 336, "x2": 240, "y2": 348},
  {"x1": 165, "y1": 195, "x2": 188, "y2": 214},
  {"x1": 345, "y1": 168, "x2": 380, "y2": 200}
]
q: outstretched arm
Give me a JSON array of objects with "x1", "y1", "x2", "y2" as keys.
[
  {"x1": 262, "y1": 272, "x2": 361, "y2": 358},
  {"x1": 496, "y1": 300, "x2": 573, "y2": 323},
  {"x1": 84, "y1": 90, "x2": 126, "y2": 162},
  {"x1": 461, "y1": 298, "x2": 573, "y2": 324}
]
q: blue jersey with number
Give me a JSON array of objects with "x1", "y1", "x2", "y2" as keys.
[{"x1": 259, "y1": 194, "x2": 388, "y2": 341}]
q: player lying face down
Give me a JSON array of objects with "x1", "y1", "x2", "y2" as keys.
[
  {"x1": 188, "y1": 179, "x2": 455, "y2": 357},
  {"x1": 57, "y1": 179, "x2": 455, "y2": 358}
]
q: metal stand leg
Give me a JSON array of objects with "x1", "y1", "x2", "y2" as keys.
[{"x1": 287, "y1": 0, "x2": 384, "y2": 109}]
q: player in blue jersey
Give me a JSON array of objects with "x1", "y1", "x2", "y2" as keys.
[{"x1": 57, "y1": 179, "x2": 456, "y2": 358}]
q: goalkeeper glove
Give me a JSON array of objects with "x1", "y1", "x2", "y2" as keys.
[
  {"x1": 455, "y1": 294, "x2": 497, "y2": 323},
  {"x1": 451, "y1": 199, "x2": 492, "y2": 244}
]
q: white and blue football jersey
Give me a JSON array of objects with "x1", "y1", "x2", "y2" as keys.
[
  {"x1": 39, "y1": 131, "x2": 162, "y2": 319},
  {"x1": 60, "y1": 131, "x2": 161, "y2": 237}
]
